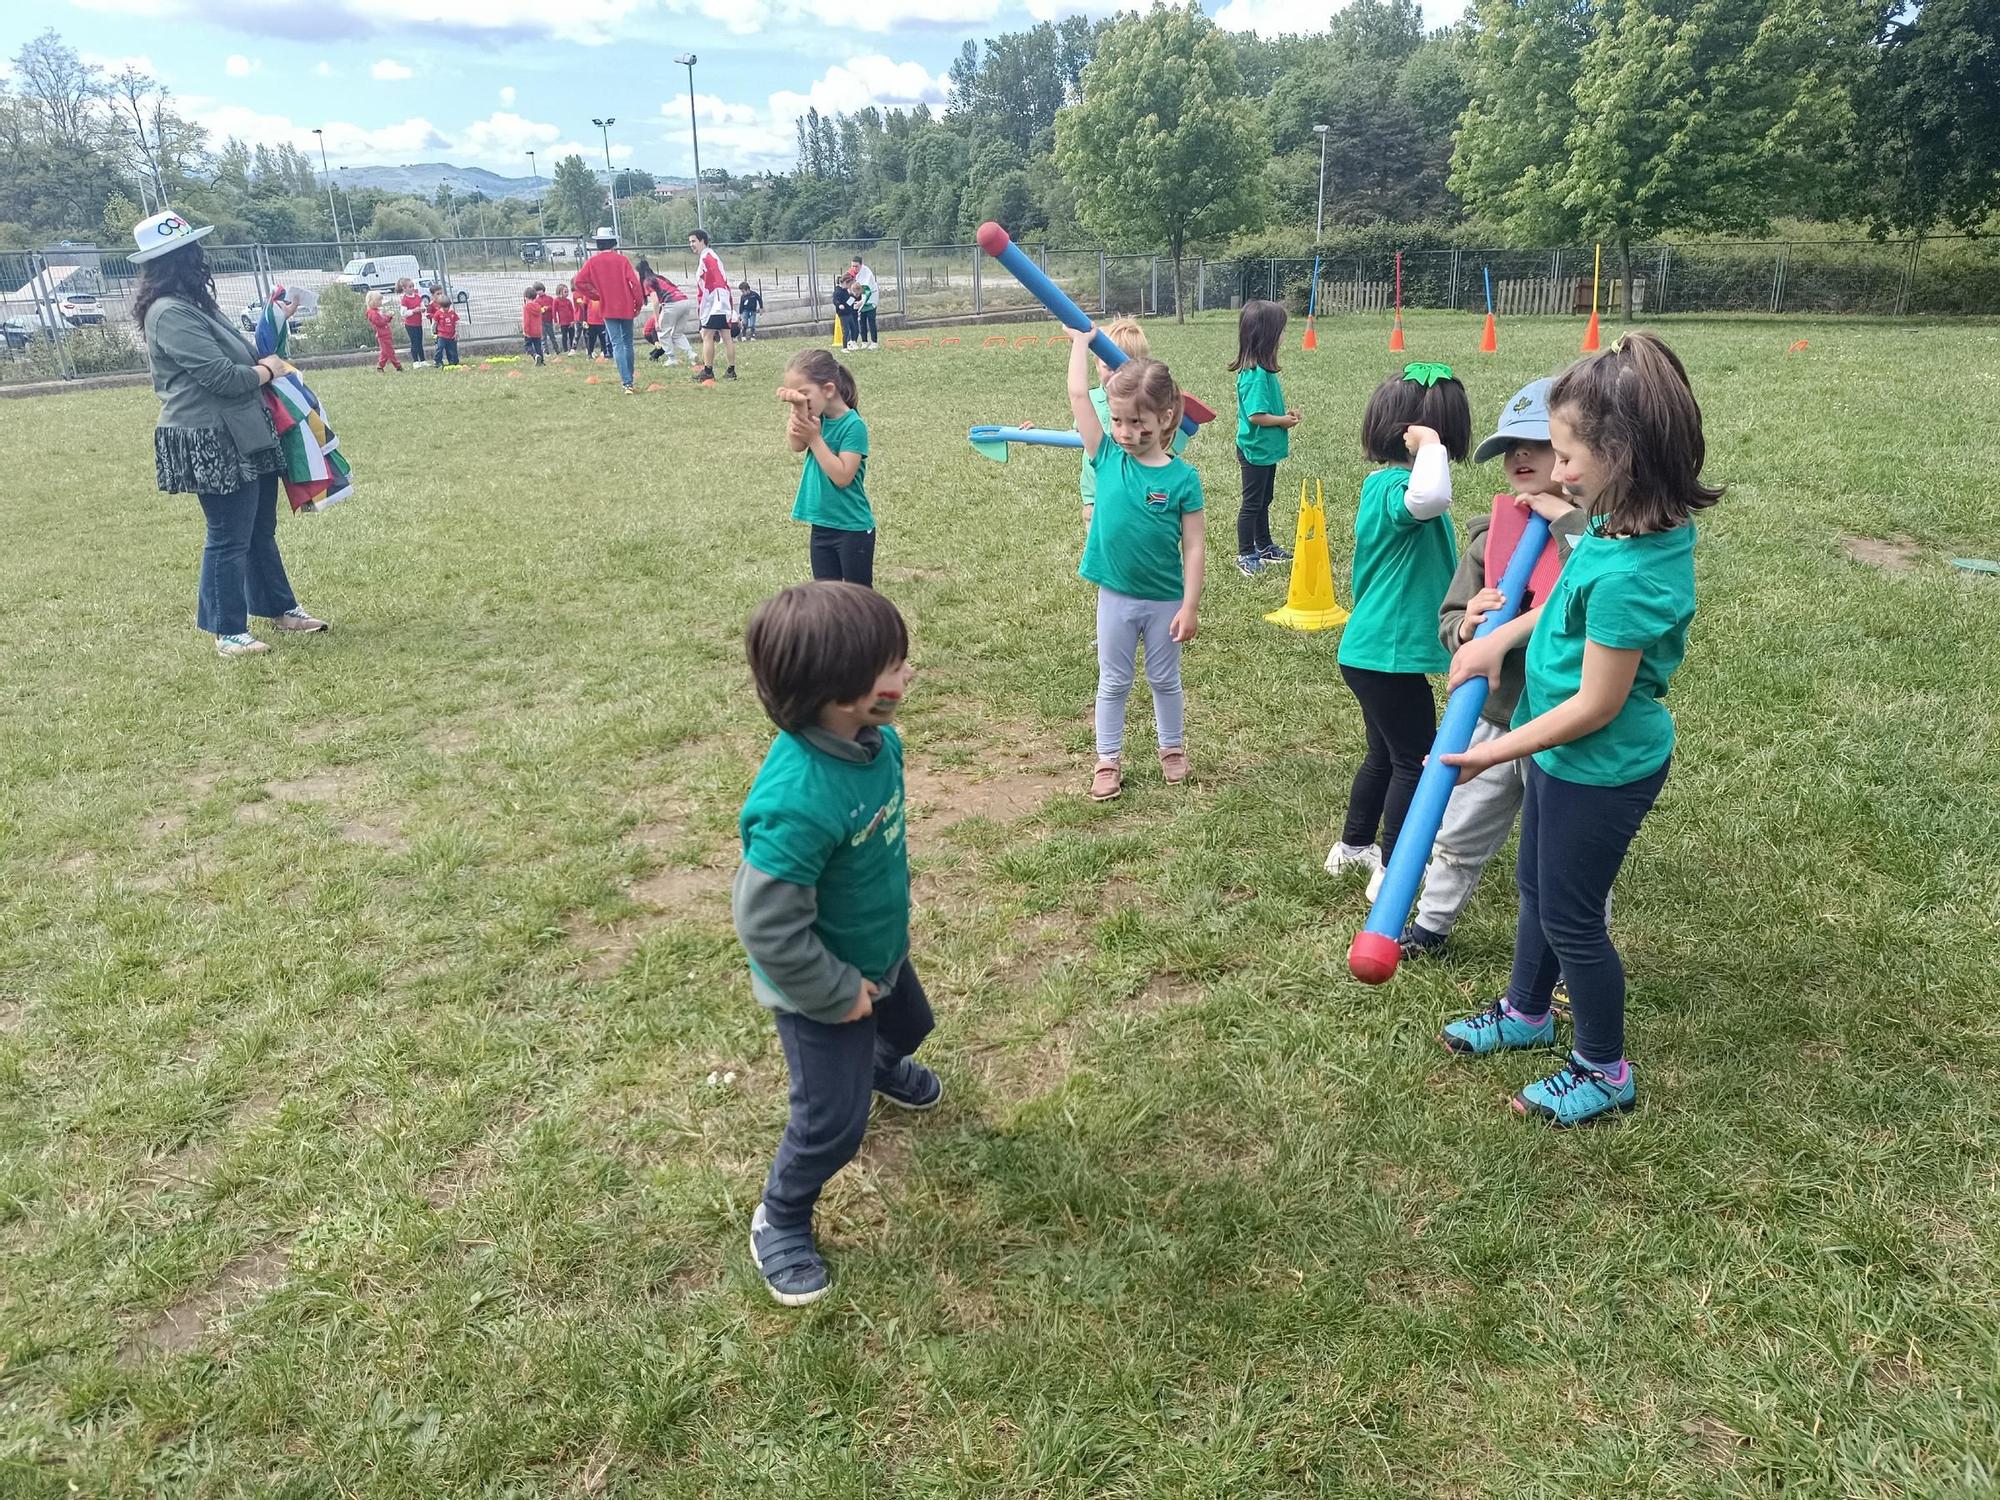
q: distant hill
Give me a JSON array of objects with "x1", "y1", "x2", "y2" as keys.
[{"x1": 335, "y1": 163, "x2": 697, "y2": 201}]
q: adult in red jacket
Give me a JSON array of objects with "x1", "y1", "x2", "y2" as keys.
[{"x1": 570, "y1": 227, "x2": 643, "y2": 394}]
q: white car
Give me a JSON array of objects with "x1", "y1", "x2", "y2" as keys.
[{"x1": 57, "y1": 292, "x2": 105, "y2": 326}]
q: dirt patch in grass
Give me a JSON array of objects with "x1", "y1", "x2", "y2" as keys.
[
  {"x1": 630, "y1": 863, "x2": 730, "y2": 910},
  {"x1": 120, "y1": 1242, "x2": 291, "y2": 1364},
  {"x1": 906, "y1": 764, "x2": 1061, "y2": 830},
  {"x1": 1842, "y1": 534, "x2": 1921, "y2": 573},
  {"x1": 425, "y1": 725, "x2": 480, "y2": 753},
  {"x1": 0, "y1": 996, "x2": 24, "y2": 1033},
  {"x1": 141, "y1": 811, "x2": 188, "y2": 841},
  {"x1": 565, "y1": 915, "x2": 641, "y2": 981},
  {"x1": 238, "y1": 769, "x2": 363, "y2": 823},
  {"x1": 1680, "y1": 1414, "x2": 1753, "y2": 1467},
  {"x1": 136, "y1": 1088, "x2": 284, "y2": 1200},
  {"x1": 341, "y1": 814, "x2": 409, "y2": 851},
  {"x1": 1128, "y1": 972, "x2": 1204, "y2": 1015}
]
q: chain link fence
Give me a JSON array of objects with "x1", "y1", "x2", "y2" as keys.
[{"x1": 6, "y1": 233, "x2": 1997, "y2": 385}]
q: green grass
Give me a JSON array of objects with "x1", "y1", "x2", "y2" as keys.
[{"x1": 4, "y1": 313, "x2": 1999, "y2": 1497}]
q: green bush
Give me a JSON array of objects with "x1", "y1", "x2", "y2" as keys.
[
  {"x1": 311, "y1": 284, "x2": 378, "y2": 353},
  {"x1": 9, "y1": 322, "x2": 147, "y2": 380}
]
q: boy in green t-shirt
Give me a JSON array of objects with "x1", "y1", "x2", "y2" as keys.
[{"x1": 734, "y1": 582, "x2": 939, "y2": 1306}]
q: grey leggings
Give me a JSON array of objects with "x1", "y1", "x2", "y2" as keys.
[{"x1": 1095, "y1": 586, "x2": 1184, "y2": 757}]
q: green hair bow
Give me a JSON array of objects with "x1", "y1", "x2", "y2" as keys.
[{"x1": 1402, "y1": 361, "x2": 1455, "y2": 387}]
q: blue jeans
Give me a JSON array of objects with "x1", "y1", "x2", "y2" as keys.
[
  {"x1": 763, "y1": 960, "x2": 933, "y2": 1229},
  {"x1": 604, "y1": 317, "x2": 635, "y2": 388},
  {"x1": 1507, "y1": 757, "x2": 1671, "y2": 1064},
  {"x1": 196, "y1": 471, "x2": 297, "y2": 636}
]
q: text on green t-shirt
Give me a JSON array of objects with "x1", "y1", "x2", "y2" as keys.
[
  {"x1": 1337, "y1": 465, "x2": 1458, "y2": 674},
  {"x1": 791, "y1": 407, "x2": 872, "y2": 532}
]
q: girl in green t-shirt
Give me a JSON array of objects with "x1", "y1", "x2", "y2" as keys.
[
  {"x1": 780, "y1": 349, "x2": 874, "y2": 587},
  {"x1": 1436, "y1": 333, "x2": 1722, "y2": 1128},
  {"x1": 1327, "y1": 363, "x2": 1472, "y2": 890},
  {"x1": 1230, "y1": 299, "x2": 1301, "y2": 576}
]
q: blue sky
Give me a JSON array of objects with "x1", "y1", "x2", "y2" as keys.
[{"x1": 17, "y1": 0, "x2": 1465, "y2": 181}]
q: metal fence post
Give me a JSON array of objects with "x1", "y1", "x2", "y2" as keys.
[
  {"x1": 1771, "y1": 245, "x2": 1787, "y2": 313},
  {"x1": 1657, "y1": 245, "x2": 1671, "y2": 313},
  {"x1": 435, "y1": 238, "x2": 451, "y2": 296},
  {"x1": 1196, "y1": 258, "x2": 1205, "y2": 313},
  {"x1": 807, "y1": 243, "x2": 820, "y2": 331},
  {"x1": 34, "y1": 260, "x2": 74, "y2": 380},
  {"x1": 1150, "y1": 255, "x2": 1158, "y2": 314},
  {"x1": 895, "y1": 239, "x2": 906, "y2": 322},
  {"x1": 1898, "y1": 238, "x2": 1919, "y2": 315}
]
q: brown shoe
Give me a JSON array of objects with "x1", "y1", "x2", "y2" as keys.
[
  {"x1": 1159, "y1": 746, "x2": 1190, "y2": 784},
  {"x1": 1089, "y1": 761, "x2": 1122, "y2": 801},
  {"x1": 271, "y1": 608, "x2": 329, "y2": 633}
]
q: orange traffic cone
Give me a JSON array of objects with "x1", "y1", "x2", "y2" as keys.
[
  {"x1": 1302, "y1": 316, "x2": 1319, "y2": 352},
  {"x1": 1388, "y1": 313, "x2": 1405, "y2": 353},
  {"x1": 585, "y1": 375, "x2": 601, "y2": 385},
  {"x1": 1479, "y1": 313, "x2": 1498, "y2": 353},
  {"x1": 1581, "y1": 310, "x2": 1601, "y2": 352},
  {"x1": 644, "y1": 381, "x2": 664, "y2": 391}
]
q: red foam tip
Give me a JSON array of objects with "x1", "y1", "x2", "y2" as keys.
[
  {"x1": 1181, "y1": 393, "x2": 1217, "y2": 424},
  {"x1": 1347, "y1": 931, "x2": 1401, "y2": 986},
  {"x1": 976, "y1": 222, "x2": 1012, "y2": 256}
]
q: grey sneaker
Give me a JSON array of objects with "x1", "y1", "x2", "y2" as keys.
[
  {"x1": 273, "y1": 608, "x2": 329, "y2": 633},
  {"x1": 1324, "y1": 840, "x2": 1381, "y2": 876},
  {"x1": 1236, "y1": 552, "x2": 1265, "y2": 577},
  {"x1": 749, "y1": 1204, "x2": 830, "y2": 1306},
  {"x1": 215, "y1": 632, "x2": 268, "y2": 658},
  {"x1": 873, "y1": 1055, "x2": 943, "y2": 1111}
]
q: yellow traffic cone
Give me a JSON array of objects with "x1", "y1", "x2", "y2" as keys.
[{"x1": 1265, "y1": 480, "x2": 1349, "y2": 632}]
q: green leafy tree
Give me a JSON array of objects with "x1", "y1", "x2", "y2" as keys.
[
  {"x1": 1055, "y1": 1, "x2": 1268, "y2": 319},
  {"x1": 1853, "y1": 0, "x2": 2000, "y2": 234},
  {"x1": 100, "y1": 189, "x2": 141, "y2": 243},
  {"x1": 366, "y1": 197, "x2": 445, "y2": 242},
  {"x1": 548, "y1": 153, "x2": 601, "y2": 235}
]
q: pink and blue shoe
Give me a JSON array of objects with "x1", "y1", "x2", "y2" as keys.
[
  {"x1": 1512, "y1": 1056, "x2": 1637, "y2": 1127},
  {"x1": 1440, "y1": 998, "x2": 1555, "y2": 1056}
]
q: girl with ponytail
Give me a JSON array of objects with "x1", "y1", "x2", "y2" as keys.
[{"x1": 779, "y1": 350, "x2": 874, "y2": 586}]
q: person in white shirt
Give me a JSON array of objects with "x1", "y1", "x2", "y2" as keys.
[
  {"x1": 847, "y1": 255, "x2": 878, "y2": 349},
  {"x1": 688, "y1": 228, "x2": 738, "y2": 383}
]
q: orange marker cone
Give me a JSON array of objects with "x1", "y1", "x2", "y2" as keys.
[
  {"x1": 1479, "y1": 313, "x2": 1498, "y2": 353},
  {"x1": 1581, "y1": 310, "x2": 1601, "y2": 352},
  {"x1": 585, "y1": 375, "x2": 600, "y2": 385},
  {"x1": 1388, "y1": 313, "x2": 1405, "y2": 353},
  {"x1": 1302, "y1": 316, "x2": 1318, "y2": 351},
  {"x1": 644, "y1": 381, "x2": 664, "y2": 391}
]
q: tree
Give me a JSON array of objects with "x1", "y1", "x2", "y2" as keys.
[
  {"x1": 100, "y1": 189, "x2": 141, "y2": 243},
  {"x1": 366, "y1": 197, "x2": 445, "y2": 242},
  {"x1": 1055, "y1": 2, "x2": 1267, "y2": 319},
  {"x1": 548, "y1": 154, "x2": 601, "y2": 235},
  {"x1": 1853, "y1": 0, "x2": 2000, "y2": 234}
]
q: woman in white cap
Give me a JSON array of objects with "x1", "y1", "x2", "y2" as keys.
[{"x1": 133, "y1": 208, "x2": 330, "y2": 658}]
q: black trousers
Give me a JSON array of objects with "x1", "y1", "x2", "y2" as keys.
[
  {"x1": 763, "y1": 960, "x2": 934, "y2": 1228},
  {"x1": 837, "y1": 308, "x2": 857, "y2": 345},
  {"x1": 1237, "y1": 449, "x2": 1277, "y2": 554},
  {"x1": 809, "y1": 524, "x2": 876, "y2": 588},
  {"x1": 1339, "y1": 664, "x2": 1437, "y2": 861}
]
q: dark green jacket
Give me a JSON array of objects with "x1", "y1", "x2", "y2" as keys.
[{"x1": 144, "y1": 296, "x2": 276, "y2": 462}]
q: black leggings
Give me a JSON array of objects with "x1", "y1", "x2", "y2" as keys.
[
  {"x1": 1339, "y1": 665, "x2": 1436, "y2": 861},
  {"x1": 1237, "y1": 450, "x2": 1276, "y2": 554},
  {"x1": 809, "y1": 524, "x2": 875, "y2": 588}
]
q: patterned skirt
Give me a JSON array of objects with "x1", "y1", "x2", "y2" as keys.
[{"x1": 155, "y1": 421, "x2": 280, "y2": 497}]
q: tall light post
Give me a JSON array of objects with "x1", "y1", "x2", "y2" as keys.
[
  {"x1": 527, "y1": 149, "x2": 547, "y2": 244},
  {"x1": 313, "y1": 127, "x2": 342, "y2": 256},
  {"x1": 1312, "y1": 122, "x2": 1329, "y2": 241},
  {"x1": 592, "y1": 116, "x2": 620, "y2": 240},
  {"x1": 336, "y1": 168, "x2": 361, "y2": 243},
  {"x1": 674, "y1": 54, "x2": 705, "y2": 231}
]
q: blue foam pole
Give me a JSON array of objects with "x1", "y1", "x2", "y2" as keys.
[
  {"x1": 1307, "y1": 252, "x2": 1322, "y2": 319},
  {"x1": 1347, "y1": 513, "x2": 1553, "y2": 983},
  {"x1": 1483, "y1": 265, "x2": 1493, "y2": 316},
  {"x1": 969, "y1": 425, "x2": 1085, "y2": 451},
  {"x1": 977, "y1": 222, "x2": 1203, "y2": 439}
]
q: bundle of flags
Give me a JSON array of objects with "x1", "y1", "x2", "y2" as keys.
[{"x1": 257, "y1": 287, "x2": 353, "y2": 514}]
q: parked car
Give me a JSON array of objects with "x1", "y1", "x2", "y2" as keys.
[
  {"x1": 1, "y1": 318, "x2": 39, "y2": 350},
  {"x1": 520, "y1": 241, "x2": 547, "y2": 264},
  {"x1": 339, "y1": 254, "x2": 435, "y2": 293},
  {"x1": 57, "y1": 292, "x2": 105, "y2": 326},
  {"x1": 237, "y1": 286, "x2": 321, "y2": 334}
]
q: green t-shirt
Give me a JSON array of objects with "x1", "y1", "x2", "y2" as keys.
[
  {"x1": 1079, "y1": 386, "x2": 1190, "y2": 501},
  {"x1": 1235, "y1": 366, "x2": 1289, "y2": 467},
  {"x1": 1516, "y1": 520, "x2": 1697, "y2": 785},
  {"x1": 1077, "y1": 435, "x2": 1203, "y2": 602},
  {"x1": 1337, "y1": 466, "x2": 1458, "y2": 674},
  {"x1": 790, "y1": 408, "x2": 872, "y2": 532},
  {"x1": 739, "y1": 724, "x2": 909, "y2": 983}
]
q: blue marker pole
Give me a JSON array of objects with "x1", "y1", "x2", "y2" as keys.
[
  {"x1": 1348, "y1": 514, "x2": 1553, "y2": 983},
  {"x1": 1483, "y1": 265, "x2": 1494, "y2": 316},
  {"x1": 976, "y1": 221, "x2": 1209, "y2": 439},
  {"x1": 968, "y1": 424, "x2": 1085, "y2": 462}
]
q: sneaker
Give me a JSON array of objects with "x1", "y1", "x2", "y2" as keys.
[
  {"x1": 749, "y1": 1204, "x2": 830, "y2": 1307},
  {"x1": 873, "y1": 1055, "x2": 943, "y2": 1111},
  {"x1": 1089, "y1": 761, "x2": 1122, "y2": 802},
  {"x1": 845, "y1": 342, "x2": 859, "y2": 351},
  {"x1": 1441, "y1": 998, "x2": 1556, "y2": 1056},
  {"x1": 1236, "y1": 552, "x2": 1265, "y2": 577},
  {"x1": 1324, "y1": 841, "x2": 1381, "y2": 876},
  {"x1": 649, "y1": 347, "x2": 665, "y2": 361},
  {"x1": 1158, "y1": 746, "x2": 1190, "y2": 785},
  {"x1": 693, "y1": 367, "x2": 714, "y2": 384},
  {"x1": 1398, "y1": 922, "x2": 1448, "y2": 960},
  {"x1": 1365, "y1": 864, "x2": 1386, "y2": 903},
  {"x1": 272, "y1": 608, "x2": 329, "y2": 633},
  {"x1": 622, "y1": 385, "x2": 635, "y2": 395},
  {"x1": 215, "y1": 632, "x2": 268, "y2": 658},
  {"x1": 1513, "y1": 1056, "x2": 1637, "y2": 1126},
  {"x1": 1259, "y1": 542, "x2": 1293, "y2": 561},
  {"x1": 724, "y1": 367, "x2": 737, "y2": 380}
]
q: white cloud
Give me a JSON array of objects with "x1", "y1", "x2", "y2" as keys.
[
  {"x1": 768, "y1": 55, "x2": 951, "y2": 118},
  {"x1": 499, "y1": 85, "x2": 516, "y2": 105},
  {"x1": 315, "y1": 61, "x2": 336, "y2": 77},
  {"x1": 1212, "y1": 0, "x2": 1337, "y2": 36},
  {"x1": 82, "y1": 51, "x2": 158, "y2": 77},
  {"x1": 225, "y1": 54, "x2": 257, "y2": 77},
  {"x1": 371, "y1": 58, "x2": 414, "y2": 80},
  {"x1": 662, "y1": 0, "x2": 998, "y2": 36},
  {"x1": 460, "y1": 110, "x2": 560, "y2": 156},
  {"x1": 651, "y1": 56, "x2": 953, "y2": 175},
  {"x1": 661, "y1": 93, "x2": 761, "y2": 129},
  {"x1": 180, "y1": 95, "x2": 631, "y2": 172}
]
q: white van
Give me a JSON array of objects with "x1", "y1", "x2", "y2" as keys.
[{"x1": 341, "y1": 254, "x2": 429, "y2": 293}]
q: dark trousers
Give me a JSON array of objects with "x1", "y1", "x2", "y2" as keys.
[
  {"x1": 434, "y1": 337, "x2": 458, "y2": 366},
  {"x1": 1339, "y1": 665, "x2": 1436, "y2": 862},
  {"x1": 196, "y1": 470, "x2": 297, "y2": 636},
  {"x1": 586, "y1": 325, "x2": 606, "y2": 356},
  {"x1": 809, "y1": 524, "x2": 876, "y2": 588},
  {"x1": 1508, "y1": 759, "x2": 1669, "y2": 1063},
  {"x1": 837, "y1": 309, "x2": 856, "y2": 345},
  {"x1": 405, "y1": 325, "x2": 424, "y2": 363},
  {"x1": 558, "y1": 324, "x2": 575, "y2": 351},
  {"x1": 763, "y1": 960, "x2": 935, "y2": 1229},
  {"x1": 524, "y1": 335, "x2": 544, "y2": 363},
  {"x1": 858, "y1": 307, "x2": 878, "y2": 342},
  {"x1": 1236, "y1": 450, "x2": 1277, "y2": 554}
]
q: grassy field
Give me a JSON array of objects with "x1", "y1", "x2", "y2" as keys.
[{"x1": 3, "y1": 312, "x2": 1999, "y2": 1497}]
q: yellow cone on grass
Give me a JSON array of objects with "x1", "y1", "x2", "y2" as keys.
[{"x1": 1265, "y1": 479, "x2": 1349, "y2": 631}]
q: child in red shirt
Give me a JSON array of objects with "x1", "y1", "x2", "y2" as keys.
[
  {"x1": 522, "y1": 287, "x2": 546, "y2": 364},
  {"x1": 533, "y1": 283, "x2": 558, "y2": 351},
  {"x1": 366, "y1": 291, "x2": 402, "y2": 371},
  {"x1": 427, "y1": 292, "x2": 460, "y2": 366},
  {"x1": 552, "y1": 282, "x2": 578, "y2": 353},
  {"x1": 583, "y1": 296, "x2": 606, "y2": 359},
  {"x1": 398, "y1": 278, "x2": 427, "y2": 367}
]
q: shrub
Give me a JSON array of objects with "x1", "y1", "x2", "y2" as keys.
[{"x1": 312, "y1": 284, "x2": 378, "y2": 353}]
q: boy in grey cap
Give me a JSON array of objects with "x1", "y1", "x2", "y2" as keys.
[{"x1": 1403, "y1": 378, "x2": 1589, "y2": 958}]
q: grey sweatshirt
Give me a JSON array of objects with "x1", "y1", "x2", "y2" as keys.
[
  {"x1": 1438, "y1": 501, "x2": 1589, "y2": 728},
  {"x1": 731, "y1": 724, "x2": 907, "y2": 1024}
]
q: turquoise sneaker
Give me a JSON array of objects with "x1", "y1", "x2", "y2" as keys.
[
  {"x1": 1441, "y1": 999, "x2": 1555, "y2": 1056},
  {"x1": 1513, "y1": 1057, "x2": 1636, "y2": 1127}
]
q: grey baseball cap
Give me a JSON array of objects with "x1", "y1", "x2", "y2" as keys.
[{"x1": 1474, "y1": 377, "x2": 1553, "y2": 463}]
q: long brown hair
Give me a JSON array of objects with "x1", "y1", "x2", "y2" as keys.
[
  {"x1": 134, "y1": 241, "x2": 220, "y2": 330},
  {"x1": 787, "y1": 348, "x2": 859, "y2": 413},
  {"x1": 1360, "y1": 369, "x2": 1472, "y2": 463},
  {"x1": 1548, "y1": 332, "x2": 1723, "y2": 534},
  {"x1": 1229, "y1": 299, "x2": 1286, "y2": 373},
  {"x1": 1103, "y1": 356, "x2": 1182, "y2": 433}
]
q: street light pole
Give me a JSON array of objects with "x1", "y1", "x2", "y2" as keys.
[
  {"x1": 592, "y1": 117, "x2": 620, "y2": 240},
  {"x1": 527, "y1": 149, "x2": 546, "y2": 243},
  {"x1": 675, "y1": 54, "x2": 705, "y2": 231},
  {"x1": 1312, "y1": 122, "x2": 1329, "y2": 242},
  {"x1": 313, "y1": 127, "x2": 342, "y2": 257},
  {"x1": 336, "y1": 168, "x2": 360, "y2": 242}
]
